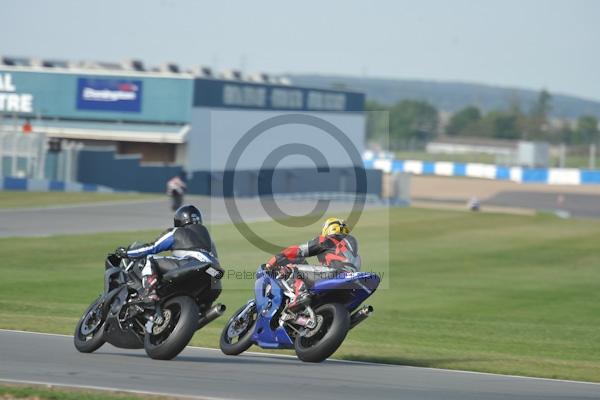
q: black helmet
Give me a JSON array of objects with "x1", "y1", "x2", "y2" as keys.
[{"x1": 174, "y1": 205, "x2": 202, "y2": 227}]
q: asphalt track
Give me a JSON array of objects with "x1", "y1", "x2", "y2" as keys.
[
  {"x1": 486, "y1": 191, "x2": 600, "y2": 219},
  {"x1": 1, "y1": 330, "x2": 598, "y2": 400},
  {"x1": 0, "y1": 196, "x2": 372, "y2": 237},
  {"x1": 414, "y1": 191, "x2": 600, "y2": 219},
  {"x1": 1, "y1": 189, "x2": 598, "y2": 238}
]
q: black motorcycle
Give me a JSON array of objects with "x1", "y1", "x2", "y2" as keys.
[{"x1": 74, "y1": 247, "x2": 225, "y2": 360}]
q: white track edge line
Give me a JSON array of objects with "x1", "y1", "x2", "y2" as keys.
[
  {"x1": 1, "y1": 328, "x2": 599, "y2": 386},
  {"x1": 0, "y1": 378, "x2": 234, "y2": 400}
]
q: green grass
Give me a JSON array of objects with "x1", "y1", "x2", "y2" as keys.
[
  {"x1": 1, "y1": 208, "x2": 599, "y2": 382},
  {"x1": 396, "y1": 151, "x2": 600, "y2": 170},
  {"x1": 0, "y1": 191, "x2": 159, "y2": 209},
  {"x1": 550, "y1": 154, "x2": 598, "y2": 169},
  {"x1": 0, "y1": 384, "x2": 169, "y2": 399}
]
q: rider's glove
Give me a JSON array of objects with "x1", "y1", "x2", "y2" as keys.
[
  {"x1": 278, "y1": 264, "x2": 295, "y2": 279},
  {"x1": 115, "y1": 247, "x2": 128, "y2": 258},
  {"x1": 264, "y1": 263, "x2": 280, "y2": 278}
]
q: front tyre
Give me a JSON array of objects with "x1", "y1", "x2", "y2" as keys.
[
  {"x1": 220, "y1": 302, "x2": 257, "y2": 355},
  {"x1": 144, "y1": 296, "x2": 198, "y2": 360},
  {"x1": 74, "y1": 297, "x2": 106, "y2": 353},
  {"x1": 294, "y1": 303, "x2": 350, "y2": 363}
]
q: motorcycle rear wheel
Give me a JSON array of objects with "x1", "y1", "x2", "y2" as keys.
[
  {"x1": 144, "y1": 296, "x2": 198, "y2": 360},
  {"x1": 74, "y1": 297, "x2": 106, "y2": 353},
  {"x1": 294, "y1": 303, "x2": 349, "y2": 363}
]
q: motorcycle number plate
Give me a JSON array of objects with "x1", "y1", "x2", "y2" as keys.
[{"x1": 205, "y1": 267, "x2": 221, "y2": 278}]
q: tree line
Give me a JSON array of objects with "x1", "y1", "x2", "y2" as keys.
[{"x1": 366, "y1": 90, "x2": 599, "y2": 148}]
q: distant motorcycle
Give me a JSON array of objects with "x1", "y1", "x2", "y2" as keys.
[
  {"x1": 74, "y1": 246, "x2": 225, "y2": 360},
  {"x1": 220, "y1": 264, "x2": 380, "y2": 362},
  {"x1": 167, "y1": 176, "x2": 186, "y2": 211},
  {"x1": 168, "y1": 187, "x2": 185, "y2": 211}
]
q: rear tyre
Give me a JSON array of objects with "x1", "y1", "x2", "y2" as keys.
[
  {"x1": 294, "y1": 303, "x2": 350, "y2": 363},
  {"x1": 220, "y1": 302, "x2": 257, "y2": 355},
  {"x1": 74, "y1": 297, "x2": 106, "y2": 353},
  {"x1": 144, "y1": 296, "x2": 198, "y2": 360}
]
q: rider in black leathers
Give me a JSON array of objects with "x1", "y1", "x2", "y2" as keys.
[{"x1": 117, "y1": 205, "x2": 218, "y2": 303}]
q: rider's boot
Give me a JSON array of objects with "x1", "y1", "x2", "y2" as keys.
[
  {"x1": 286, "y1": 278, "x2": 310, "y2": 311},
  {"x1": 140, "y1": 274, "x2": 160, "y2": 305}
]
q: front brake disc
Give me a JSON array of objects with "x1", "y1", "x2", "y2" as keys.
[
  {"x1": 151, "y1": 309, "x2": 172, "y2": 335},
  {"x1": 228, "y1": 314, "x2": 249, "y2": 338}
]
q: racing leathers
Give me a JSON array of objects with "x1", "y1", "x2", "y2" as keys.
[
  {"x1": 127, "y1": 223, "x2": 218, "y2": 303},
  {"x1": 166, "y1": 176, "x2": 186, "y2": 196},
  {"x1": 266, "y1": 234, "x2": 360, "y2": 309}
]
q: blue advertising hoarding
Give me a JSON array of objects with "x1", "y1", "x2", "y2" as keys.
[
  {"x1": 0, "y1": 68, "x2": 193, "y2": 123},
  {"x1": 76, "y1": 78, "x2": 143, "y2": 112}
]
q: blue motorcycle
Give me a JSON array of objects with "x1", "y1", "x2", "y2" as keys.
[{"x1": 220, "y1": 264, "x2": 380, "y2": 362}]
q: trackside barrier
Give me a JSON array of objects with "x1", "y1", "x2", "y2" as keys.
[
  {"x1": 364, "y1": 158, "x2": 600, "y2": 185},
  {"x1": 0, "y1": 177, "x2": 116, "y2": 192}
]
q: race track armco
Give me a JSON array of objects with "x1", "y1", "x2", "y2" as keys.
[{"x1": 0, "y1": 330, "x2": 598, "y2": 400}]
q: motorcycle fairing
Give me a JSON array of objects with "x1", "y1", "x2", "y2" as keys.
[
  {"x1": 311, "y1": 271, "x2": 380, "y2": 311},
  {"x1": 102, "y1": 286, "x2": 144, "y2": 349},
  {"x1": 247, "y1": 267, "x2": 379, "y2": 350},
  {"x1": 251, "y1": 268, "x2": 293, "y2": 348}
]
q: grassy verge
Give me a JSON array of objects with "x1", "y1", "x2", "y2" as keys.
[
  {"x1": 0, "y1": 384, "x2": 172, "y2": 400},
  {"x1": 395, "y1": 151, "x2": 599, "y2": 169},
  {"x1": 1, "y1": 208, "x2": 599, "y2": 381},
  {"x1": 0, "y1": 191, "x2": 159, "y2": 209},
  {"x1": 550, "y1": 154, "x2": 598, "y2": 169}
]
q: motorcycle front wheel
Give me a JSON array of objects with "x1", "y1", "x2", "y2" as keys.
[
  {"x1": 74, "y1": 297, "x2": 106, "y2": 353},
  {"x1": 219, "y1": 302, "x2": 257, "y2": 355},
  {"x1": 144, "y1": 296, "x2": 198, "y2": 360},
  {"x1": 294, "y1": 303, "x2": 350, "y2": 363}
]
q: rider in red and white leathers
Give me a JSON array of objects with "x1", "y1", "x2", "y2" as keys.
[{"x1": 265, "y1": 217, "x2": 360, "y2": 310}]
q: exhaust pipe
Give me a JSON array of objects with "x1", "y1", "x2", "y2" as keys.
[
  {"x1": 350, "y1": 305, "x2": 373, "y2": 329},
  {"x1": 197, "y1": 303, "x2": 226, "y2": 330}
]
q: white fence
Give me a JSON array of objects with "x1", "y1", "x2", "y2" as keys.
[
  {"x1": 0, "y1": 129, "x2": 81, "y2": 182},
  {"x1": 0, "y1": 131, "x2": 46, "y2": 179}
]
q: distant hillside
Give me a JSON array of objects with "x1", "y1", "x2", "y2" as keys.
[{"x1": 288, "y1": 74, "x2": 600, "y2": 119}]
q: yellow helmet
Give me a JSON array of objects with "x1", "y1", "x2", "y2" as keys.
[{"x1": 321, "y1": 217, "x2": 350, "y2": 236}]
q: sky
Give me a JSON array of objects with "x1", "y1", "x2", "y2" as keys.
[{"x1": 2, "y1": 0, "x2": 600, "y2": 100}]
